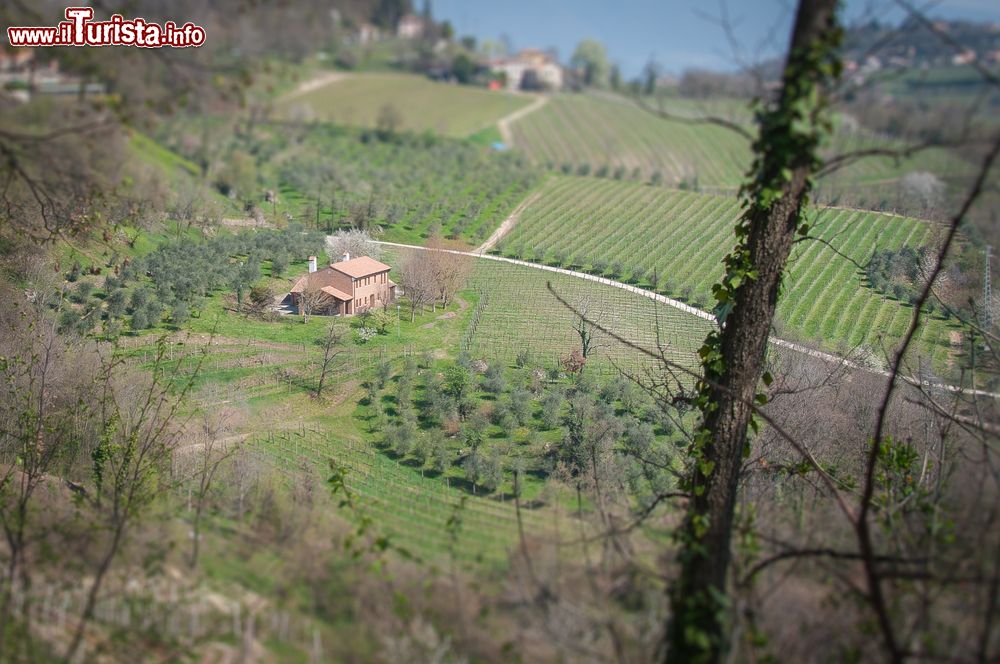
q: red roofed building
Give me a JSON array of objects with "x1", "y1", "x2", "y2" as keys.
[{"x1": 290, "y1": 253, "x2": 396, "y2": 316}]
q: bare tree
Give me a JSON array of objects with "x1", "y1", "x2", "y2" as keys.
[
  {"x1": 326, "y1": 228, "x2": 384, "y2": 262},
  {"x1": 299, "y1": 286, "x2": 328, "y2": 324},
  {"x1": 64, "y1": 339, "x2": 203, "y2": 661},
  {"x1": 0, "y1": 289, "x2": 98, "y2": 655},
  {"x1": 316, "y1": 323, "x2": 347, "y2": 397},
  {"x1": 184, "y1": 410, "x2": 238, "y2": 569},
  {"x1": 425, "y1": 235, "x2": 474, "y2": 308},
  {"x1": 398, "y1": 250, "x2": 436, "y2": 321}
]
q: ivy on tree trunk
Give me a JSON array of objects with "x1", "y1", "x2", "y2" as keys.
[{"x1": 664, "y1": 2, "x2": 842, "y2": 662}]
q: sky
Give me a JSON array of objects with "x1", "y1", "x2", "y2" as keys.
[{"x1": 431, "y1": 0, "x2": 1000, "y2": 77}]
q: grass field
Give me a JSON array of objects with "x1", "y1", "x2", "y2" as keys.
[
  {"x1": 277, "y1": 72, "x2": 533, "y2": 138},
  {"x1": 495, "y1": 176, "x2": 962, "y2": 369},
  {"x1": 464, "y1": 257, "x2": 714, "y2": 376}
]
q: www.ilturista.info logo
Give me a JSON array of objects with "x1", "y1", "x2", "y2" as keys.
[{"x1": 7, "y1": 7, "x2": 206, "y2": 48}]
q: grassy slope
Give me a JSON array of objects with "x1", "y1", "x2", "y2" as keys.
[
  {"x1": 495, "y1": 176, "x2": 961, "y2": 369},
  {"x1": 276, "y1": 73, "x2": 533, "y2": 138}
]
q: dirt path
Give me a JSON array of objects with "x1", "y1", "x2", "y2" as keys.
[
  {"x1": 281, "y1": 71, "x2": 348, "y2": 103},
  {"x1": 497, "y1": 94, "x2": 548, "y2": 147},
  {"x1": 475, "y1": 189, "x2": 544, "y2": 254}
]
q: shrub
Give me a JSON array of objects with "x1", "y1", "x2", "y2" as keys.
[
  {"x1": 105, "y1": 289, "x2": 126, "y2": 319},
  {"x1": 375, "y1": 360, "x2": 392, "y2": 389},
  {"x1": 270, "y1": 252, "x2": 288, "y2": 278},
  {"x1": 509, "y1": 389, "x2": 532, "y2": 426},
  {"x1": 576, "y1": 163, "x2": 591, "y2": 176},
  {"x1": 130, "y1": 308, "x2": 150, "y2": 331},
  {"x1": 72, "y1": 281, "x2": 93, "y2": 303},
  {"x1": 171, "y1": 302, "x2": 190, "y2": 325},
  {"x1": 128, "y1": 287, "x2": 151, "y2": 313},
  {"x1": 479, "y1": 450, "x2": 503, "y2": 492},
  {"x1": 58, "y1": 308, "x2": 84, "y2": 335},
  {"x1": 142, "y1": 300, "x2": 163, "y2": 327},
  {"x1": 515, "y1": 349, "x2": 533, "y2": 368},
  {"x1": 356, "y1": 327, "x2": 378, "y2": 343},
  {"x1": 540, "y1": 390, "x2": 564, "y2": 429},
  {"x1": 430, "y1": 437, "x2": 449, "y2": 473},
  {"x1": 482, "y1": 365, "x2": 505, "y2": 394}
]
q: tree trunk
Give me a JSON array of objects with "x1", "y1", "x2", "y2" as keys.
[{"x1": 665, "y1": 2, "x2": 841, "y2": 661}]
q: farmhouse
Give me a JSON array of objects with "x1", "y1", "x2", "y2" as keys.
[
  {"x1": 396, "y1": 14, "x2": 426, "y2": 39},
  {"x1": 289, "y1": 253, "x2": 396, "y2": 316},
  {"x1": 489, "y1": 49, "x2": 564, "y2": 91}
]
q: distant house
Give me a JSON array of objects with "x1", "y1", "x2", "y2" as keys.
[
  {"x1": 489, "y1": 49, "x2": 563, "y2": 91},
  {"x1": 397, "y1": 14, "x2": 426, "y2": 39},
  {"x1": 290, "y1": 253, "x2": 395, "y2": 316},
  {"x1": 356, "y1": 22, "x2": 380, "y2": 45}
]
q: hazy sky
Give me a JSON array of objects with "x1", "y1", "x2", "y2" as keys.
[{"x1": 431, "y1": 0, "x2": 1000, "y2": 77}]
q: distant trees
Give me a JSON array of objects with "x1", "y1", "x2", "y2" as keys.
[
  {"x1": 327, "y1": 229, "x2": 383, "y2": 262},
  {"x1": 899, "y1": 171, "x2": 944, "y2": 214},
  {"x1": 372, "y1": 0, "x2": 411, "y2": 30},
  {"x1": 571, "y1": 39, "x2": 610, "y2": 88},
  {"x1": 677, "y1": 68, "x2": 757, "y2": 98},
  {"x1": 452, "y1": 52, "x2": 475, "y2": 84}
]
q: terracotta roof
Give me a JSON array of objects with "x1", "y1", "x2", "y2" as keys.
[
  {"x1": 289, "y1": 275, "x2": 308, "y2": 293},
  {"x1": 330, "y1": 256, "x2": 391, "y2": 279},
  {"x1": 320, "y1": 285, "x2": 352, "y2": 301}
]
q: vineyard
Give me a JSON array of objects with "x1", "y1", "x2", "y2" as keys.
[
  {"x1": 276, "y1": 72, "x2": 532, "y2": 138},
  {"x1": 495, "y1": 177, "x2": 962, "y2": 369},
  {"x1": 509, "y1": 93, "x2": 752, "y2": 188},
  {"x1": 508, "y1": 92, "x2": 974, "y2": 199},
  {"x1": 464, "y1": 256, "x2": 714, "y2": 375},
  {"x1": 244, "y1": 427, "x2": 565, "y2": 569}
]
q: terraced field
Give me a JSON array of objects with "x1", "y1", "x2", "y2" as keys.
[
  {"x1": 277, "y1": 72, "x2": 532, "y2": 138},
  {"x1": 509, "y1": 92, "x2": 973, "y2": 195},
  {"x1": 495, "y1": 177, "x2": 961, "y2": 368},
  {"x1": 464, "y1": 257, "x2": 714, "y2": 376}
]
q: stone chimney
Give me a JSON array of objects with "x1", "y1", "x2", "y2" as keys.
[
  {"x1": 341, "y1": 252, "x2": 351, "y2": 263},
  {"x1": 308, "y1": 256, "x2": 317, "y2": 273}
]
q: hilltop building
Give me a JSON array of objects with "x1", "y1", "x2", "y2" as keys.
[
  {"x1": 290, "y1": 253, "x2": 395, "y2": 316},
  {"x1": 489, "y1": 49, "x2": 563, "y2": 91},
  {"x1": 397, "y1": 14, "x2": 426, "y2": 39}
]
